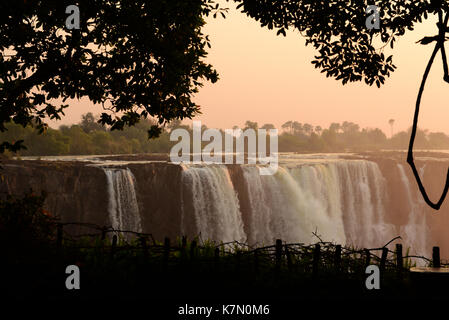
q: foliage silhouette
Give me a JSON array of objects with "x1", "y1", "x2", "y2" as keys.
[
  {"x1": 232, "y1": 0, "x2": 449, "y2": 210},
  {"x1": 0, "y1": 0, "x2": 226, "y2": 151},
  {"x1": 3, "y1": 0, "x2": 449, "y2": 209}
]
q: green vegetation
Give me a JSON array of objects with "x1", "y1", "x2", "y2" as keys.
[
  {"x1": 0, "y1": 113, "x2": 174, "y2": 156},
  {"x1": 277, "y1": 120, "x2": 449, "y2": 152},
  {"x1": 0, "y1": 0, "x2": 227, "y2": 153},
  {"x1": 2, "y1": 115, "x2": 449, "y2": 157}
]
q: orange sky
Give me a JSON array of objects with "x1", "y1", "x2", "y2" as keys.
[{"x1": 48, "y1": 3, "x2": 449, "y2": 136}]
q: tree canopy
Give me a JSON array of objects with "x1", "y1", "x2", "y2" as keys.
[
  {"x1": 3, "y1": 0, "x2": 449, "y2": 209},
  {"x1": 233, "y1": 0, "x2": 443, "y2": 86},
  {"x1": 0, "y1": 0, "x2": 226, "y2": 152},
  {"x1": 232, "y1": 0, "x2": 449, "y2": 209}
]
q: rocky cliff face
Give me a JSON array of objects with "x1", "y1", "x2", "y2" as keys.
[
  {"x1": 370, "y1": 155, "x2": 449, "y2": 259},
  {"x1": 127, "y1": 162, "x2": 184, "y2": 240},
  {"x1": 2, "y1": 153, "x2": 449, "y2": 259},
  {"x1": 0, "y1": 161, "x2": 110, "y2": 234},
  {"x1": 0, "y1": 160, "x2": 185, "y2": 240}
]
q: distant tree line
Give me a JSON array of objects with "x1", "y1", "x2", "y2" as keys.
[
  {"x1": 276, "y1": 120, "x2": 449, "y2": 152},
  {"x1": 1, "y1": 115, "x2": 449, "y2": 157},
  {"x1": 0, "y1": 113, "x2": 172, "y2": 156}
]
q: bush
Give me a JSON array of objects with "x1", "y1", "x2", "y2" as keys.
[{"x1": 0, "y1": 192, "x2": 58, "y2": 249}]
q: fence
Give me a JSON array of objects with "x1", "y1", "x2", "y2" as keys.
[{"x1": 54, "y1": 222, "x2": 446, "y2": 276}]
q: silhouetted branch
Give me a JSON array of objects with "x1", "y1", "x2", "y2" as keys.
[
  {"x1": 382, "y1": 236, "x2": 402, "y2": 248},
  {"x1": 312, "y1": 228, "x2": 324, "y2": 243},
  {"x1": 407, "y1": 12, "x2": 449, "y2": 210}
]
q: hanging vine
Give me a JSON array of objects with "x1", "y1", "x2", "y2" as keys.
[{"x1": 407, "y1": 11, "x2": 449, "y2": 210}]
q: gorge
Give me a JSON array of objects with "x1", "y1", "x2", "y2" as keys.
[{"x1": 2, "y1": 152, "x2": 449, "y2": 261}]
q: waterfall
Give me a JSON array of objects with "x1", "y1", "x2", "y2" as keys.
[
  {"x1": 103, "y1": 167, "x2": 142, "y2": 234},
  {"x1": 181, "y1": 164, "x2": 246, "y2": 243},
  {"x1": 9, "y1": 153, "x2": 444, "y2": 259},
  {"x1": 100, "y1": 158, "x2": 429, "y2": 259},
  {"x1": 242, "y1": 166, "x2": 305, "y2": 245},
  {"x1": 397, "y1": 164, "x2": 428, "y2": 259},
  {"x1": 335, "y1": 161, "x2": 396, "y2": 248},
  {"x1": 242, "y1": 164, "x2": 345, "y2": 245},
  {"x1": 242, "y1": 160, "x2": 395, "y2": 247}
]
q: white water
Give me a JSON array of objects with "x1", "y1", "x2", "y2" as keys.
[
  {"x1": 177, "y1": 159, "x2": 404, "y2": 250},
  {"x1": 397, "y1": 164, "x2": 428, "y2": 258},
  {"x1": 181, "y1": 164, "x2": 246, "y2": 243},
  {"x1": 103, "y1": 167, "x2": 142, "y2": 234},
  {"x1": 100, "y1": 157, "x2": 429, "y2": 258},
  {"x1": 335, "y1": 161, "x2": 396, "y2": 248},
  {"x1": 242, "y1": 160, "x2": 396, "y2": 247}
]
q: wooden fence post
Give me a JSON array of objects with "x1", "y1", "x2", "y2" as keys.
[
  {"x1": 334, "y1": 245, "x2": 342, "y2": 272},
  {"x1": 364, "y1": 249, "x2": 371, "y2": 268},
  {"x1": 396, "y1": 243, "x2": 403, "y2": 274},
  {"x1": 275, "y1": 239, "x2": 283, "y2": 271},
  {"x1": 380, "y1": 247, "x2": 388, "y2": 272},
  {"x1": 313, "y1": 244, "x2": 320, "y2": 275},
  {"x1": 433, "y1": 246, "x2": 441, "y2": 268},
  {"x1": 180, "y1": 236, "x2": 187, "y2": 261},
  {"x1": 140, "y1": 236, "x2": 149, "y2": 259},
  {"x1": 190, "y1": 240, "x2": 197, "y2": 261}
]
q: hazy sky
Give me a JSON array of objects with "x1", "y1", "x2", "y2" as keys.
[{"x1": 48, "y1": 3, "x2": 449, "y2": 136}]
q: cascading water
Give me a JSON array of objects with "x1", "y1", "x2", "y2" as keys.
[
  {"x1": 103, "y1": 167, "x2": 142, "y2": 234},
  {"x1": 242, "y1": 164, "x2": 346, "y2": 245},
  {"x1": 180, "y1": 164, "x2": 246, "y2": 243},
  {"x1": 100, "y1": 157, "x2": 430, "y2": 258},
  {"x1": 335, "y1": 160, "x2": 396, "y2": 248},
  {"x1": 6, "y1": 153, "x2": 444, "y2": 258},
  {"x1": 396, "y1": 164, "x2": 428, "y2": 258},
  {"x1": 242, "y1": 160, "x2": 396, "y2": 248}
]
